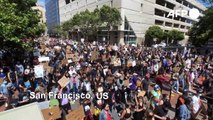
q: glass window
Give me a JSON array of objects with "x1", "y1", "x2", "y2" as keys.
[{"x1": 65, "y1": 0, "x2": 70, "y2": 4}]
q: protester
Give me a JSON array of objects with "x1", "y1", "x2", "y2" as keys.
[{"x1": 0, "y1": 37, "x2": 212, "y2": 120}]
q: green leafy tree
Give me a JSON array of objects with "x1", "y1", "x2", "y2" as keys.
[
  {"x1": 145, "y1": 26, "x2": 164, "y2": 40},
  {"x1": 0, "y1": 0, "x2": 45, "y2": 50},
  {"x1": 99, "y1": 5, "x2": 122, "y2": 43},
  {"x1": 189, "y1": 6, "x2": 213, "y2": 46},
  {"x1": 52, "y1": 25, "x2": 68, "y2": 38},
  {"x1": 168, "y1": 30, "x2": 184, "y2": 44}
]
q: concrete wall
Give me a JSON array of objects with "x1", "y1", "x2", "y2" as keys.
[{"x1": 57, "y1": 0, "x2": 206, "y2": 44}]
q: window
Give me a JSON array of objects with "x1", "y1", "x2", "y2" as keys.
[
  {"x1": 155, "y1": 8, "x2": 164, "y2": 17},
  {"x1": 65, "y1": 0, "x2": 70, "y2": 4},
  {"x1": 174, "y1": 24, "x2": 179, "y2": 28},
  {"x1": 180, "y1": 17, "x2": 186, "y2": 22},
  {"x1": 176, "y1": 0, "x2": 182, "y2": 4},
  {"x1": 183, "y1": 0, "x2": 188, "y2": 7},
  {"x1": 166, "y1": 2, "x2": 175, "y2": 9},
  {"x1": 180, "y1": 25, "x2": 185, "y2": 29},
  {"x1": 155, "y1": 20, "x2": 164, "y2": 25},
  {"x1": 156, "y1": 0, "x2": 165, "y2": 6},
  {"x1": 165, "y1": 12, "x2": 172, "y2": 19},
  {"x1": 141, "y1": 4, "x2": 143, "y2": 12},
  {"x1": 165, "y1": 22, "x2": 172, "y2": 27}
]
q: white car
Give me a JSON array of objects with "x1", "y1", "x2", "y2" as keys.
[{"x1": 152, "y1": 42, "x2": 166, "y2": 48}]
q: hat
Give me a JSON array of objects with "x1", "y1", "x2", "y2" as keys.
[
  {"x1": 154, "y1": 84, "x2": 160, "y2": 91},
  {"x1": 133, "y1": 73, "x2": 138, "y2": 76},
  {"x1": 24, "y1": 69, "x2": 30, "y2": 75}
]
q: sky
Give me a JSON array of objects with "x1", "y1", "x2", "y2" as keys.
[
  {"x1": 37, "y1": 0, "x2": 45, "y2": 6},
  {"x1": 197, "y1": 0, "x2": 213, "y2": 7},
  {"x1": 35, "y1": 0, "x2": 212, "y2": 8}
]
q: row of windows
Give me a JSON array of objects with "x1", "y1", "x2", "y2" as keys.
[
  {"x1": 154, "y1": 8, "x2": 196, "y2": 24},
  {"x1": 155, "y1": 20, "x2": 191, "y2": 29},
  {"x1": 156, "y1": 0, "x2": 204, "y2": 14}
]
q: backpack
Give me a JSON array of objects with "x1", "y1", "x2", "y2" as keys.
[{"x1": 94, "y1": 107, "x2": 101, "y2": 116}]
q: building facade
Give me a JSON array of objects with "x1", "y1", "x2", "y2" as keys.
[
  {"x1": 32, "y1": 4, "x2": 47, "y2": 35},
  {"x1": 58, "y1": 0, "x2": 206, "y2": 44},
  {"x1": 45, "y1": 0, "x2": 60, "y2": 34}
]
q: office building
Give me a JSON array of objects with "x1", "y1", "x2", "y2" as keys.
[
  {"x1": 45, "y1": 0, "x2": 60, "y2": 34},
  {"x1": 57, "y1": 0, "x2": 206, "y2": 44}
]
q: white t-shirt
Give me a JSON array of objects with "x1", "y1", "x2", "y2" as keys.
[{"x1": 192, "y1": 95, "x2": 200, "y2": 113}]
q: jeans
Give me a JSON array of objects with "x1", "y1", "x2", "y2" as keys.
[
  {"x1": 172, "y1": 80, "x2": 179, "y2": 92},
  {"x1": 179, "y1": 78, "x2": 185, "y2": 90}
]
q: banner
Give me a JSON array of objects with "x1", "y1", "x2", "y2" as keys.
[{"x1": 34, "y1": 65, "x2": 44, "y2": 78}]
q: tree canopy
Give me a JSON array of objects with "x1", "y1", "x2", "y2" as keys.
[
  {"x1": 168, "y1": 30, "x2": 184, "y2": 42},
  {"x1": 0, "y1": 0, "x2": 45, "y2": 50},
  {"x1": 189, "y1": 6, "x2": 213, "y2": 46},
  {"x1": 58, "y1": 5, "x2": 121, "y2": 42},
  {"x1": 145, "y1": 26, "x2": 164, "y2": 39}
]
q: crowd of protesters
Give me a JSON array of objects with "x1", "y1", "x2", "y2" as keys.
[{"x1": 0, "y1": 37, "x2": 213, "y2": 120}]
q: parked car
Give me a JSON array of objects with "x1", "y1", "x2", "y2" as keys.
[{"x1": 152, "y1": 42, "x2": 166, "y2": 48}]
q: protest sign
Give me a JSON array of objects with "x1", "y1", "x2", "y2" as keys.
[
  {"x1": 81, "y1": 38, "x2": 85, "y2": 43},
  {"x1": 41, "y1": 106, "x2": 61, "y2": 120},
  {"x1": 138, "y1": 91, "x2": 146, "y2": 97},
  {"x1": 62, "y1": 59, "x2": 68, "y2": 65},
  {"x1": 34, "y1": 65, "x2": 44, "y2": 78},
  {"x1": 58, "y1": 76, "x2": 69, "y2": 88},
  {"x1": 0, "y1": 78, "x2": 4, "y2": 84},
  {"x1": 40, "y1": 62, "x2": 52, "y2": 73},
  {"x1": 38, "y1": 57, "x2": 50, "y2": 62},
  {"x1": 112, "y1": 58, "x2": 121, "y2": 66},
  {"x1": 66, "y1": 53, "x2": 75, "y2": 59},
  {"x1": 127, "y1": 60, "x2": 133, "y2": 67},
  {"x1": 91, "y1": 51, "x2": 99, "y2": 61},
  {"x1": 124, "y1": 80, "x2": 129, "y2": 87}
]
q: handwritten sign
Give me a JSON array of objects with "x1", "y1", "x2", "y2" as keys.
[
  {"x1": 62, "y1": 59, "x2": 68, "y2": 65},
  {"x1": 138, "y1": 91, "x2": 146, "y2": 97},
  {"x1": 58, "y1": 76, "x2": 69, "y2": 88},
  {"x1": 34, "y1": 65, "x2": 44, "y2": 78},
  {"x1": 38, "y1": 57, "x2": 50, "y2": 62},
  {"x1": 0, "y1": 78, "x2": 4, "y2": 84},
  {"x1": 91, "y1": 51, "x2": 99, "y2": 61},
  {"x1": 66, "y1": 54, "x2": 75, "y2": 59}
]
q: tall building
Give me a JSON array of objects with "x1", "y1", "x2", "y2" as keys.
[
  {"x1": 32, "y1": 4, "x2": 47, "y2": 35},
  {"x1": 57, "y1": 0, "x2": 206, "y2": 44},
  {"x1": 45, "y1": 0, "x2": 60, "y2": 34}
]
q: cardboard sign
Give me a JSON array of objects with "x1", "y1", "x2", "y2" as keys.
[
  {"x1": 127, "y1": 60, "x2": 133, "y2": 67},
  {"x1": 91, "y1": 51, "x2": 99, "y2": 61},
  {"x1": 66, "y1": 53, "x2": 75, "y2": 59},
  {"x1": 41, "y1": 106, "x2": 61, "y2": 120},
  {"x1": 62, "y1": 59, "x2": 68, "y2": 65},
  {"x1": 58, "y1": 76, "x2": 69, "y2": 88},
  {"x1": 34, "y1": 65, "x2": 44, "y2": 78},
  {"x1": 66, "y1": 105, "x2": 85, "y2": 120},
  {"x1": 111, "y1": 57, "x2": 121, "y2": 66},
  {"x1": 124, "y1": 80, "x2": 129, "y2": 87},
  {"x1": 40, "y1": 62, "x2": 52, "y2": 73},
  {"x1": 138, "y1": 91, "x2": 146, "y2": 97},
  {"x1": 66, "y1": 46, "x2": 72, "y2": 54},
  {"x1": 38, "y1": 57, "x2": 50, "y2": 62},
  {"x1": 0, "y1": 78, "x2": 4, "y2": 84}
]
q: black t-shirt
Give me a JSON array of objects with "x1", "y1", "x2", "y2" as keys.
[
  {"x1": 154, "y1": 105, "x2": 166, "y2": 120},
  {"x1": 207, "y1": 87, "x2": 213, "y2": 104},
  {"x1": 142, "y1": 79, "x2": 150, "y2": 91}
]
